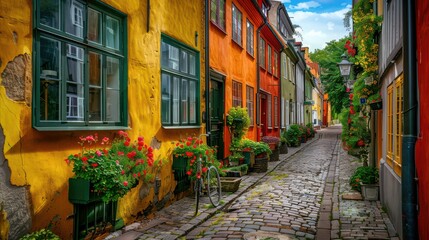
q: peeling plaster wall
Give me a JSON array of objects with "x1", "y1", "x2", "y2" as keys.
[{"x1": 0, "y1": 0, "x2": 206, "y2": 238}]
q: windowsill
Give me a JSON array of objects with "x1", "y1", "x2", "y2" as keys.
[
  {"x1": 210, "y1": 21, "x2": 227, "y2": 35},
  {"x1": 34, "y1": 125, "x2": 130, "y2": 131},
  {"x1": 232, "y1": 39, "x2": 243, "y2": 49},
  {"x1": 246, "y1": 51, "x2": 255, "y2": 59},
  {"x1": 162, "y1": 125, "x2": 201, "y2": 129}
]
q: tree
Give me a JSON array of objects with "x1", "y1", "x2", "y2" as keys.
[{"x1": 310, "y1": 37, "x2": 351, "y2": 115}]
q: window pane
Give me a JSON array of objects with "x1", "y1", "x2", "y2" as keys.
[
  {"x1": 161, "y1": 73, "x2": 171, "y2": 124},
  {"x1": 181, "y1": 79, "x2": 189, "y2": 124},
  {"x1": 65, "y1": 0, "x2": 84, "y2": 38},
  {"x1": 180, "y1": 51, "x2": 188, "y2": 73},
  {"x1": 106, "y1": 89, "x2": 119, "y2": 122},
  {"x1": 219, "y1": 0, "x2": 225, "y2": 28},
  {"x1": 210, "y1": 0, "x2": 217, "y2": 22},
  {"x1": 88, "y1": 8, "x2": 102, "y2": 43},
  {"x1": 169, "y1": 45, "x2": 179, "y2": 70},
  {"x1": 189, "y1": 81, "x2": 196, "y2": 123},
  {"x1": 89, "y1": 52, "x2": 102, "y2": 121},
  {"x1": 107, "y1": 57, "x2": 120, "y2": 89},
  {"x1": 106, "y1": 16, "x2": 120, "y2": 50},
  {"x1": 40, "y1": 0, "x2": 60, "y2": 29},
  {"x1": 173, "y1": 77, "x2": 180, "y2": 124},
  {"x1": 40, "y1": 37, "x2": 60, "y2": 79},
  {"x1": 66, "y1": 44, "x2": 84, "y2": 121},
  {"x1": 40, "y1": 80, "x2": 60, "y2": 121},
  {"x1": 189, "y1": 54, "x2": 196, "y2": 75},
  {"x1": 89, "y1": 88, "x2": 101, "y2": 121}
]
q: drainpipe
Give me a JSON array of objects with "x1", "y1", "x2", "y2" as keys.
[
  {"x1": 402, "y1": 0, "x2": 418, "y2": 238},
  {"x1": 256, "y1": 21, "x2": 268, "y2": 139},
  {"x1": 205, "y1": 0, "x2": 210, "y2": 137}
]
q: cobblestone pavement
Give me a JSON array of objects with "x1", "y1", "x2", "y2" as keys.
[{"x1": 106, "y1": 125, "x2": 398, "y2": 240}]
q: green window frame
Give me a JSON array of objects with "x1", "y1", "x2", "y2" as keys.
[
  {"x1": 161, "y1": 34, "x2": 200, "y2": 127},
  {"x1": 33, "y1": 0, "x2": 128, "y2": 130}
]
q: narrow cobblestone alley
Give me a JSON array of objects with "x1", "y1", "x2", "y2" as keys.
[{"x1": 107, "y1": 126, "x2": 398, "y2": 240}]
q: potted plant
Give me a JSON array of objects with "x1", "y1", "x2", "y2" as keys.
[
  {"x1": 279, "y1": 134, "x2": 288, "y2": 154},
  {"x1": 368, "y1": 92, "x2": 382, "y2": 110},
  {"x1": 349, "y1": 166, "x2": 379, "y2": 200},
  {"x1": 226, "y1": 107, "x2": 250, "y2": 140},
  {"x1": 172, "y1": 136, "x2": 220, "y2": 182},
  {"x1": 286, "y1": 124, "x2": 303, "y2": 147},
  {"x1": 261, "y1": 136, "x2": 280, "y2": 161},
  {"x1": 66, "y1": 131, "x2": 154, "y2": 203}
]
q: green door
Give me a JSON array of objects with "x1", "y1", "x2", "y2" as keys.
[{"x1": 209, "y1": 78, "x2": 224, "y2": 161}]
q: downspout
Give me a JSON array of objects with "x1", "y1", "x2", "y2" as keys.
[
  {"x1": 205, "y1": 0, "x2": 210, "y2": 136},
  {"x1": 256, "y1": 21, "x2": 267, "y2": 139},
  {"x1": 402, "y1": 0, "x2": 418, "y2": 238}
]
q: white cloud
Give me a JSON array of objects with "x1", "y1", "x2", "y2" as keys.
[
  {"x1": 289, "y1": 5, "x2": 352, "y2": 51},
  {"x1": 290, "y1": 1, "x2": 321, "y2": 10},
  {"x1": 281, "y1": 0, "x2": 291, "y2": 3}
]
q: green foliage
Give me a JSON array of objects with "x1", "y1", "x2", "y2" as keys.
[
  {"x1": 223, "y1": 164, "x2": 249, "y2": 174},
  {"x1": 66, "y1": 131, "x2": 154, "y2": 202},
  {"x1": 20, "y1": 229, "x2": 61, "y2": 240},
  {"x1": 172, "y1": 136, "x2": 220, "y2": 181},
  {"x1": 310, "y1": 38, "x2": 351, "y2": 115},
  {"x1": 226, "y1": 107, "x2": 251, "y2": 140},
  {"x1": 306, "y1": 123, "x2": 316, "y2": 137},
  {"x1": 349, "y1": 166, "x2": 379, "y2": 192},
  {"x1": 239, "y1": 139, "x2": 271, "y2": 156},
  {"x1": 228, "y1": 151, "x2": 244, "y2": 164},
  {"x1": 285, "y1": 124, "x2": 303, "y2": 147}
]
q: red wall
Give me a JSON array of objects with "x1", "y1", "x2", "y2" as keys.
[{"x1": 415, "y1": 0, "x2": 429, "y2": 237}]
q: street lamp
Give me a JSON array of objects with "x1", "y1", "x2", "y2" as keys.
[{"x1": 338, "y1": 53, "x2": 352, "y2": 84}]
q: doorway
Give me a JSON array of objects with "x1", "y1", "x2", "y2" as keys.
[{"x1": 209, "y1": 74, "x2": 225, "y2": 161}]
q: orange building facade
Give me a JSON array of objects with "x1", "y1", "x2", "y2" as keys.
[{"x1": 208, "y1": 0, "x2": 265, "y2": 158}]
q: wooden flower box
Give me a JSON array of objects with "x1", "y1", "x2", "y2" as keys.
[{"x1": 220, "y1": 177, "x2": 241, "y2": 192}]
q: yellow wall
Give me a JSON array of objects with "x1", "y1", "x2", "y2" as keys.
[{"x1": 0, "y1": 0, "x2": 205, "y2": 238}]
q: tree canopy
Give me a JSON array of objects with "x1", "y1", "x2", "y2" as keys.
[{"x1": 310, "y1": 37, "x2": 350, "y2": 115}]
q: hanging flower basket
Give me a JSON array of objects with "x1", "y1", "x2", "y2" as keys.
[{"x1": 369, "y1": 100, "x2": 382, "y2": 110}]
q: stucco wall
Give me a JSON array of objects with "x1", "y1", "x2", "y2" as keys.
[
  {"x1": 209, "y1": 0, "x2": 260, "y2": 157},
  {"x1": 0, "y1": 0, "x2": 205, "y2": 238}
]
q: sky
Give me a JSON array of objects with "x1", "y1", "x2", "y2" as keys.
[{"x1": 281, "y1": 0, "x2": 352, "y2": 52}]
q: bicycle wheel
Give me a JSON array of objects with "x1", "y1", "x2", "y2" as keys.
[
  {"x1": 195, "y1": 179, "x2": 202, "y2": 215},
  {"x1": 207, "y1": 166, "x2": 221, "y2": 207}
]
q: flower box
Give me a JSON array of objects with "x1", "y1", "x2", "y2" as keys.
[
  {"x1": 269, "y1": 148, "x2": 280, "y2": 162},
  {"x1": 68, "y1": 178, "x2": 102, "y2": 204},
  {"x1": 172, "y1": 156, "x2": 189, "y2": 171},
  {"x1": 253, "y1": 154, "x2": 268, "y2": 173},
  {"x1": 279, "y1": 144, "x2": 288, "y2": 154},
  {"x1": 220, "y1": 177, "x2": 241, "y2": 192},
  {"x1": 361, "y1": 183, "x2": 379, "y2": 201}
]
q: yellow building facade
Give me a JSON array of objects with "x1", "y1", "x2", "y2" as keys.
[{"x1": 0, "y1": 0, "x2": 206, "y2": 238}]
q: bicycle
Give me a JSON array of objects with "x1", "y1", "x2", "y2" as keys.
[{"x1": 194, "y1": 133, "x2": 222, "y2": 215}]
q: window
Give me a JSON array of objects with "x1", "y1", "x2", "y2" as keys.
[
  {"x1": 273, "y1": 52, "x2": 278, "y2": 77},
  {"x1": 232, "y1": 4, "x2": 242, "y2": 45},
  {"x1": 394, "y1": 75, "x2": 404, "y2": 176},
  {"x1": 246, "y1": 20, "x2": 254, "y2": 56},
  {"x1": 386, "y1": 74, "x2": 404, "y2": 178},
  {"x1": 262, "y1": 3, "x2": 268, "y2": 17},
  {"x1": 34, "y1": 0, "x2": 127, "y2": 130},
  {"x1": 232, "y1": 81, "x2": 243, "y2": 107},
  {"x1": 210, "y1": 0, "x2": 226, "y2": 30},
  {"x1": 274, "y1": 96, "x2": 279, "y2": 128},
  {"x1": 290, "y1": 62, "x2": 296, "y2": 83},
  {"x1": 246, "y1": 85, "x2": 254, "y2": 126},
  {"x1": 267, "y1": 45, "x2": 272, "y2": 73},
  {"x1": 267, "y1": 94, "x2": 272, "y2": 128},
  {"x1": 161, "y1": 35, "x2": 199, "y2": 127},
  {"x1": 259, "y1": 37, "x2": 265, "y2": 68}
]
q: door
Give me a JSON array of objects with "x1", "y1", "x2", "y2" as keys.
[{"x1": 209, "y1": 79, "x2": 224, "y2": 161}]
